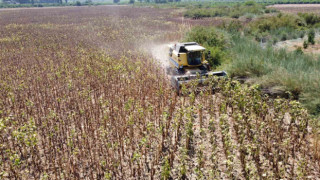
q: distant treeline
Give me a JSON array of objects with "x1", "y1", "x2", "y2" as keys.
[
  {"x1": 1, "y1": 0, "x2": 182, "y2": 4},
  {"x1": 2, "y1": 0, "x2": 71, "y2": 4},
  {"x1": 130, "y1": 0, "x2": 181, "y2": 3}
]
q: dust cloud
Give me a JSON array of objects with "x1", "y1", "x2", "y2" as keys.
[{"x1": 142, "y1": 42, "x2": 174, "y2": 69}]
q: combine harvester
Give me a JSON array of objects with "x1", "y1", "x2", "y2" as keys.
[{"x1": 167, "y1": 42, "x2": 227, "y2": 94}]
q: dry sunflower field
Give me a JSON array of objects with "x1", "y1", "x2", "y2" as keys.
[
  {"x1": 0, "y1": 5, "x2": 319, "y2": 179},
  {"x1": 269, "y1": 4, "x2": 320, "y2": 14}
]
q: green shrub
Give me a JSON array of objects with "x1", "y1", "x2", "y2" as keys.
[
  {"x1": 299, "y1": 13, "x2": 320, "y2": 26},
  {"x1": 205, "y1": 46, "x2": 226, "y2": 68},
  {"x1": 231, "y1": 11, "x2": 241, "y2": 19},
  {"x1": 244, "y1": 13, "x2": 320, "y2": 44},
  {"x1": 220, "y1": 20, "x2": 243, "y2": 33},
  {"x1": 272, "y1": 37, "x2": 279, "y2": 44},
  {"x1": 244, "y1": 13, "x2": 256, "y2": 20},
  {"x1": 184, "y1": 26, "x2": 229, "y2": 68},
  {"x1": 246, "y1": 14, "x2": 308, "y2": 43},
  {"x1": 184, "y1": 9, "x2": 214, "y2": 19},
  {"x1": 244, "y1": 0, "x2": 256, "y2": 6},
  {"x1": 303, "y1": 40, "x2": 309, "y2": 49},
  {"x1": 250, "y1": 14, "x2": 306, "y2": 32},
  {"x1": 295, "y1": 47, "x2": 304, "y2": 54},
  {"x1": 75, "y1": 1, "x2": 81, "y2": 6},
  {"x1": 280, "y1": 32, "x2": 288, "y2": 41},
  {"x1": 184, "y1": 26, "x2": 227, "y2": 48},
  {"x1": 183, "y1": 3, "x2": 266, "y2": 19},
  {"x1": 308, "y1": 29, "x2": 316, "y2": 45},
  {"x1": 299, "y1": 31, "x2": 306, "y2": 38}
]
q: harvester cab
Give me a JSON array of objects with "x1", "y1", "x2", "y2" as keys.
[{"x1": 167, "y1": 42, "x2": 227, "y2": 93}]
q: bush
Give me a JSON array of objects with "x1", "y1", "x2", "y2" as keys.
[
  {"x1": 308, "y1": 29, "x2": 316, "y2": 45},
  {"x1": 272, "y1": 37, "x2": 279, "y2": 44},
  {"x1": 230, "y1": 11, "x2": 241, "y2": 19},
  {"x1": 205, "y1": 46, "x2": 226, "y2": 68},
  {"x1": 75, "y1": 1, "x2": 81, "y2": 6},
  {"x1": 220, "y1": 20, "x2": 243, "y2": 33},
  {"x1": 303, "y1": 40, "x2": 309, "y2": 49},
  {"x1": 184, "y1": 26, "x2": 227, "y2": 48},
  {"x1": 183, "y1": 3, "x2": 266, "y2": 19},
  {"x1": 299, "y1": 31, "x2": 306, "y2": 38},
  {"x1": 184, "y1": 26, "x2": 229, "y2": 68},
  {"x1": 280, "y1": 32, "x2": 288, "y2": 41},
  {"x1": 244, "y1": 0, "x2": 256, "y2": 6},
  {"x1": 299, "y1": 13, "x2": 320, "y2": 26},
  {"x1": 246, "y1": 14, "x2": 309, "y2": 43},
  {"x1": 184, "y1": 8, "x2": 226, "y2": 19},
  {"x1": 251, "y1": 14, "x2": 306, "y2": 32},
  {"x1": 244, "y1": 13, "x2": 256, "y2": 20},
  {"x1": 295, "y1": 46, "x2": 304, "y2": 54}
]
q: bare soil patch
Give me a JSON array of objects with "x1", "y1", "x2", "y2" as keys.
[{"x1": 275, "y1": 35, "x2": 320, "y2": 54}]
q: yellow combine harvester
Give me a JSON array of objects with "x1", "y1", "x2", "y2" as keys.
[{"x1": 168, "y1": 42, "x2": 227, "y2": 93}]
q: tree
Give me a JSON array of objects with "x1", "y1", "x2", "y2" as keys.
[
  {"x1": 113, "y1": 0, "x2": 119, "y2": 3},
  {"x1": 129, "y1": 0, "x2": 134, "y2": 3}
]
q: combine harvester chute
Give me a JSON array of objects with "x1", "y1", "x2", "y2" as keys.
[{"x1": 167, "y1": 42, "x2": 227, "y2": 94}]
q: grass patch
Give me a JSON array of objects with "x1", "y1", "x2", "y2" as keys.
[{"x1": 226, "y1": 35, "x2": 320, "y2": 115}]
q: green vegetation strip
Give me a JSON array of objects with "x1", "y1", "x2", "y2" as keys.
[
  {"x1": 185, "y1": 26, "x2": 320, "y2": 115},
  {"x1": 184, "y1": 1, "x2": 275, "y2": 19}
]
